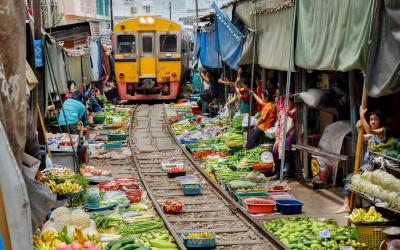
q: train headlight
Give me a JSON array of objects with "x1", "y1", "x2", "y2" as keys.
[
  {"x1": 147, "y1": 17, "x2": 154, "y2": 24},
  {"x1": 139, "y1": 17, "x2": 146, "y2": 24},
  {"x1": 172, "y1": 72, "x2": 177, "y2": 77}
]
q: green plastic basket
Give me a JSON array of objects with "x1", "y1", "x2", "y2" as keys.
[
  {"x1": 107, "y1": 133, "x2": 128, "y2": 141},
  {"x1": 93, "y1": 115, "x2": 106, "y2": 124}
]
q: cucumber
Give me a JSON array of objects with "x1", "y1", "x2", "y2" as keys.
[
  {"x1": 110, "y1": 243, "x2": 123, "y2": 250},
  {"x1": 120, "y1": 244, "x2": 139, "y2": 250}
]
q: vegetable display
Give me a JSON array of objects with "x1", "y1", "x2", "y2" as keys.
[
  {"x1": 349, "y1": 171, "x2": 400, "y2": 211},
  {"x1": 45, "y1": 180, "x2": 82, "y2": 195},
  {"x1": 264, "y1": 217, "x2": 366, "y2": 249}
]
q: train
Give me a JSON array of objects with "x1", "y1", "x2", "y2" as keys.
[{"x1": 112, "y1": 16, "x2": 191, "y2": 101}]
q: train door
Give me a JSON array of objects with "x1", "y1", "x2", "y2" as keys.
[{"x1": 139, "y1": 32, "x2": 156, "y2": 78}]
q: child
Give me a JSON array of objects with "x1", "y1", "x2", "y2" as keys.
[{"x1": 336, "y1": 108, "x2": 387, "y2": 214}]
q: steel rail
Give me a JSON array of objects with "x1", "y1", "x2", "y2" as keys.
[
  {"x1": 128, "y1": 105, "x2": 188, "y2": 250},
  {"x1": 163, "y1": 106, "x2": 288, "y2": 250}
]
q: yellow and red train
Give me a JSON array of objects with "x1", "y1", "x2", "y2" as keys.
[{"x1": 112, "y1": 16, "x2": 190, "y2": 101}]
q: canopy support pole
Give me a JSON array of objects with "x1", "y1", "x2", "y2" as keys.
[
  {"x1": 301, "y1": 70, "x2": 309, "y2": 180},
  {"x1": 279, "y1": 0, "x2": 297, "y2": 182},
  {"x1": 348, "y1": 88, "x2": 368, "y2": 221},
  {"x1": 247, "y1": 14, "x2": 257, "y2": 137}
]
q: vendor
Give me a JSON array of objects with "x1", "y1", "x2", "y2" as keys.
[
  {"x1": 337, "y1": 108, "x2": 388, "y2": 214},
  {"x1": 85, "y1": 81, "x2": 103, "y2": 113},
  {"x1": 58, "y1": 91, "x2": 87, "y2": 134},
  {"x1": 271, "y1": 95, "x2": 297, "y2": 180},
  {"x1": 224, "y1": 77, "x2": 252, "y2": 114},
  {"x1": 245, "y1": 89, "x2": 276, "y2": 150}
]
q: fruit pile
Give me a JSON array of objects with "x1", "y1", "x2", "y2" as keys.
[
  {"x1": 349, "y1": 206, "x2": 384, "y2": 223},
  {"x1": 45, "y1": 180, "x2": 82, "y2": 195},
  {"x1": 183, "y1": 231, "x2": 214, "y2": 239}
]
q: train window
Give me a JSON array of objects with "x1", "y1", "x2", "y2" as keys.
[
  {"x1": 159, "y1": 34, "x2": 177, "y2": 52},
  {"x1": 142, "y1": 36, "x2": 153, "y2": 53},
  {"x1": 117, "y1": 35, "x2": 136, "y2": 54}
]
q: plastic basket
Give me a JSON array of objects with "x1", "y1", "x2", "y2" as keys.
[
  {"x1": 181, "y1": 231, "x2": 216, "y2": 248},
  {"x1": 181, "y1": 184, "x2": 201, "y2": 196},
  {"x1": 162, "y1": 162, "x2": 184, "y2": 171},
  {"x1": 243, "y1": 197, "x2": 275, "y2": 214},
  {"x1": 176, "y1": 175, "x2": 200, "y2": 185},
  {"x1": 107, "y1": 133, "x2": 128, "y2": 141},
  {"x1": 93, "y1": 115, "x2": 106, "y2": 124},
  {"x1": 191, "y1": 107, "x2": 201, "y2": 114},
  {"x1": 355, "y1": 224, "x2": 386, "y2": 249},
  {"x1": 235, "y1": 192, "x2": 269, "y2": 205},
  {"x1": 275, "y1": 199, "x2": 304, "y2": 215},
  {"x1": 103, "y1": 142, "x2": 123, "y2": 149},
  {"x1": 167, "y1": 171, "x2": 187, "y2": 179}
]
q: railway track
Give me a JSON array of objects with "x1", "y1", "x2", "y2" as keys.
[{"x1": 128, "y1": 104, "x2": 286, "y2": 250}]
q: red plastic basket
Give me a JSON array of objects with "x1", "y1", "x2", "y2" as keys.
[
  {"x1": 191, "y1": 107, "x2": 201, "y2": 114},
  {"x1": 125, "y1": 189, "x2": 142, "y2": 203},
  {"x1": 243, "y1": 197, "x2": 275, "y2": 214},
  {"x1": 97, "y1": 182, "x2": 120, "y2": 192}
]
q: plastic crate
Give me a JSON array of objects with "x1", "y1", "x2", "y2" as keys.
[
  {"x1": 181, "y1": 231, "x2": 216, "y2": 248},
  {"x1": 161, "y1": 162, "x2": 184, "y2": 171},
  {"x1": 103, "y1": 142, "x2": 123, "y2": 149},
  {"x1": 179, "y1": 138, "x2": 199, "y2": 145},
  {"x1": 243, "y1": 197, "x2": 275, "y2": 214},
  {"x1": 93, "y1": 114, "x2": 106, "y2": 124},
  {"x1": 107, "y1": 133, "x2": 128, "y2": 141},
  {"x1": 181, "y1": 184, "x2": 201, "y2": 196},
  {"x1": 355, "y1": 224, "x2": 386, "y2": 249},
  {"x1": 176, "y1": 175, "x2": 200, "y2": 185},
  {"x1": 191, "y1": 107, "x2": 201, "y2": 114},
  {"x1": 235, "y1": 192, "x2": 269, "y2": 205},
  {"x1": 275, "y1": 199, "x2": 303, "y2": 215},
  {"x1": 167, "y1": 171, "x2": 187, "y2": 179}
]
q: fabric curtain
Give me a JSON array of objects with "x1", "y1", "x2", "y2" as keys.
[
  {"x1": 212, "y1": 2, "x2": 243, "y2": 70},
  {"x1": 198, "y1": 24, "x2": 222, "y2": 68},
  {"x1": 64, "y1": 48, "x2": 92, "y2": 87},
  {"x1": 295, "y1": 0, "x2": 373, "y2": 72},
  {"x1": 90, "y1": 38, "x2": 100, "y2": 81},
  {"x1": 365, "y1": 0, "x2": 400, "y2": 97},
  {"x1": 256, "y1": 7, "x2": 293, "y2": 71},
  {"x1": 44, "y1": 34, "x2": 68, "y2": 95},
  {"x1": 235, "y1": 1, "x2": 255, "y2": 66}
]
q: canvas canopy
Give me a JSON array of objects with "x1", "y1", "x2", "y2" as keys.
[
  {"x1": 295, "y1": 0, "x2": 373, "y2": 72},
  {"x1": 365, "y1": 0, "x2": 400, "y2": 97}
]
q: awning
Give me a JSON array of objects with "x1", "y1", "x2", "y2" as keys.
[
  {"x1": 295, "y1": 0, "x2": 373, "y2": 72},
  {"x1": 198, "y1": 24, "x2": 222, "y2": 68},
  {"x1": 235, "y1": 0, "x2": 293, "y2": 70},
  {"x1": 256, "y1": 6, "x2": 293, "y2": 71},
  {"x1": 365, "y1": 0, "x2": 400, "y2": 97},
  {"x1": 212, "y1": 2, "x2": 244, "y2": 69}
]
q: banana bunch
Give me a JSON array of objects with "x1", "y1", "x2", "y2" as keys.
[
  {"x1": 349, "y1": 206, "x2": 384, "y2": 223},
  {"x1": 45, "y1": 180, "x2": 81, "y2": 194},
  {"x1": 185, "y1": 231, "x2": 214, "y2": 239},
  {"x1": 33, "y1": 231, "x2": 61, "y2": 250}
]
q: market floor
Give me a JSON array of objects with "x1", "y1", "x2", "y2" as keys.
[{"x1": 289, "y1": 181, "x2": 348, "y2": 226}]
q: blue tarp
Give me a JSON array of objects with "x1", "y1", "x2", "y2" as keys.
[
  {"x1": 212, "y1": 2, "x2": 243, "y2": 69},
  {"x1": 193, "y1": 2, "x2": 243, "y2": 69}
]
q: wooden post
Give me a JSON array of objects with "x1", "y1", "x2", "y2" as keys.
[
  {"x1": 32, "y1": 0, "x2": 45, "y2": 113},
  {"x1": 0, "y1": 188, "x2": 12, "y2": 250},
  {"x1": 38, "y1": 105, "x2": 51, "y2": 158},
  {"x1": 348, "y1": 88, "x2": 368, "y2": 215},
  {"x1": 302, "y1": 70, "x2": 309, "y2": 179}
]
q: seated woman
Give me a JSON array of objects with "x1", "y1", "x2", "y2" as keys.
[
  {"x1": 58, "y1": 91, "x2": 87, "y2": 134},
  {"x1": 272, "y1": 95, "x2": 297, "y2": 180},
  {"x1": 245, "y1": 89, "x2": 276, "y2": 150},
  {"x1": 337, "y1": 108, "x2": 387, "y2": 214}
]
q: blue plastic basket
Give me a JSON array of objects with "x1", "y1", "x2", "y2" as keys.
[
  {"x1": 275, "y1": 199, "x2": 304, "y2": 215},
  {"x1": 181, "y1": 184, "x2": 201, "y2": 196},
  {"x1": 179, "y1": 138, "x2": 199, "y2": 145},
  {"x1": 181, "y1": 231, "x2": 216, "y2": 249}
]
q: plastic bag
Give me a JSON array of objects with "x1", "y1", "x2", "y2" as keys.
[
  {"x1": 299, "y1": 88, "x2": 324, "y2": 108},
  {"x1": 311, "y1": 155, "x2": 333, "y2": 185},
  {"x1": 242, "y1": 113, "x2": 256, "y2": 127}
]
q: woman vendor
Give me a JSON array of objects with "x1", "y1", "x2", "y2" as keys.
[
  {"x1": 245, "y1": 90, "x2": 276, "y2": 149},
  {"x1": 337, "y1": 108, "x2": 388, "y2": 214},
  {"x1": 271, "y1": 95, "x2": 297, "y2": 180},
  {"x1": 57, "y1": 91, "x2": 88, "y2": 134},
  {"x1": 223, "y1": 77, "x2": 252, "y2": 114}
]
